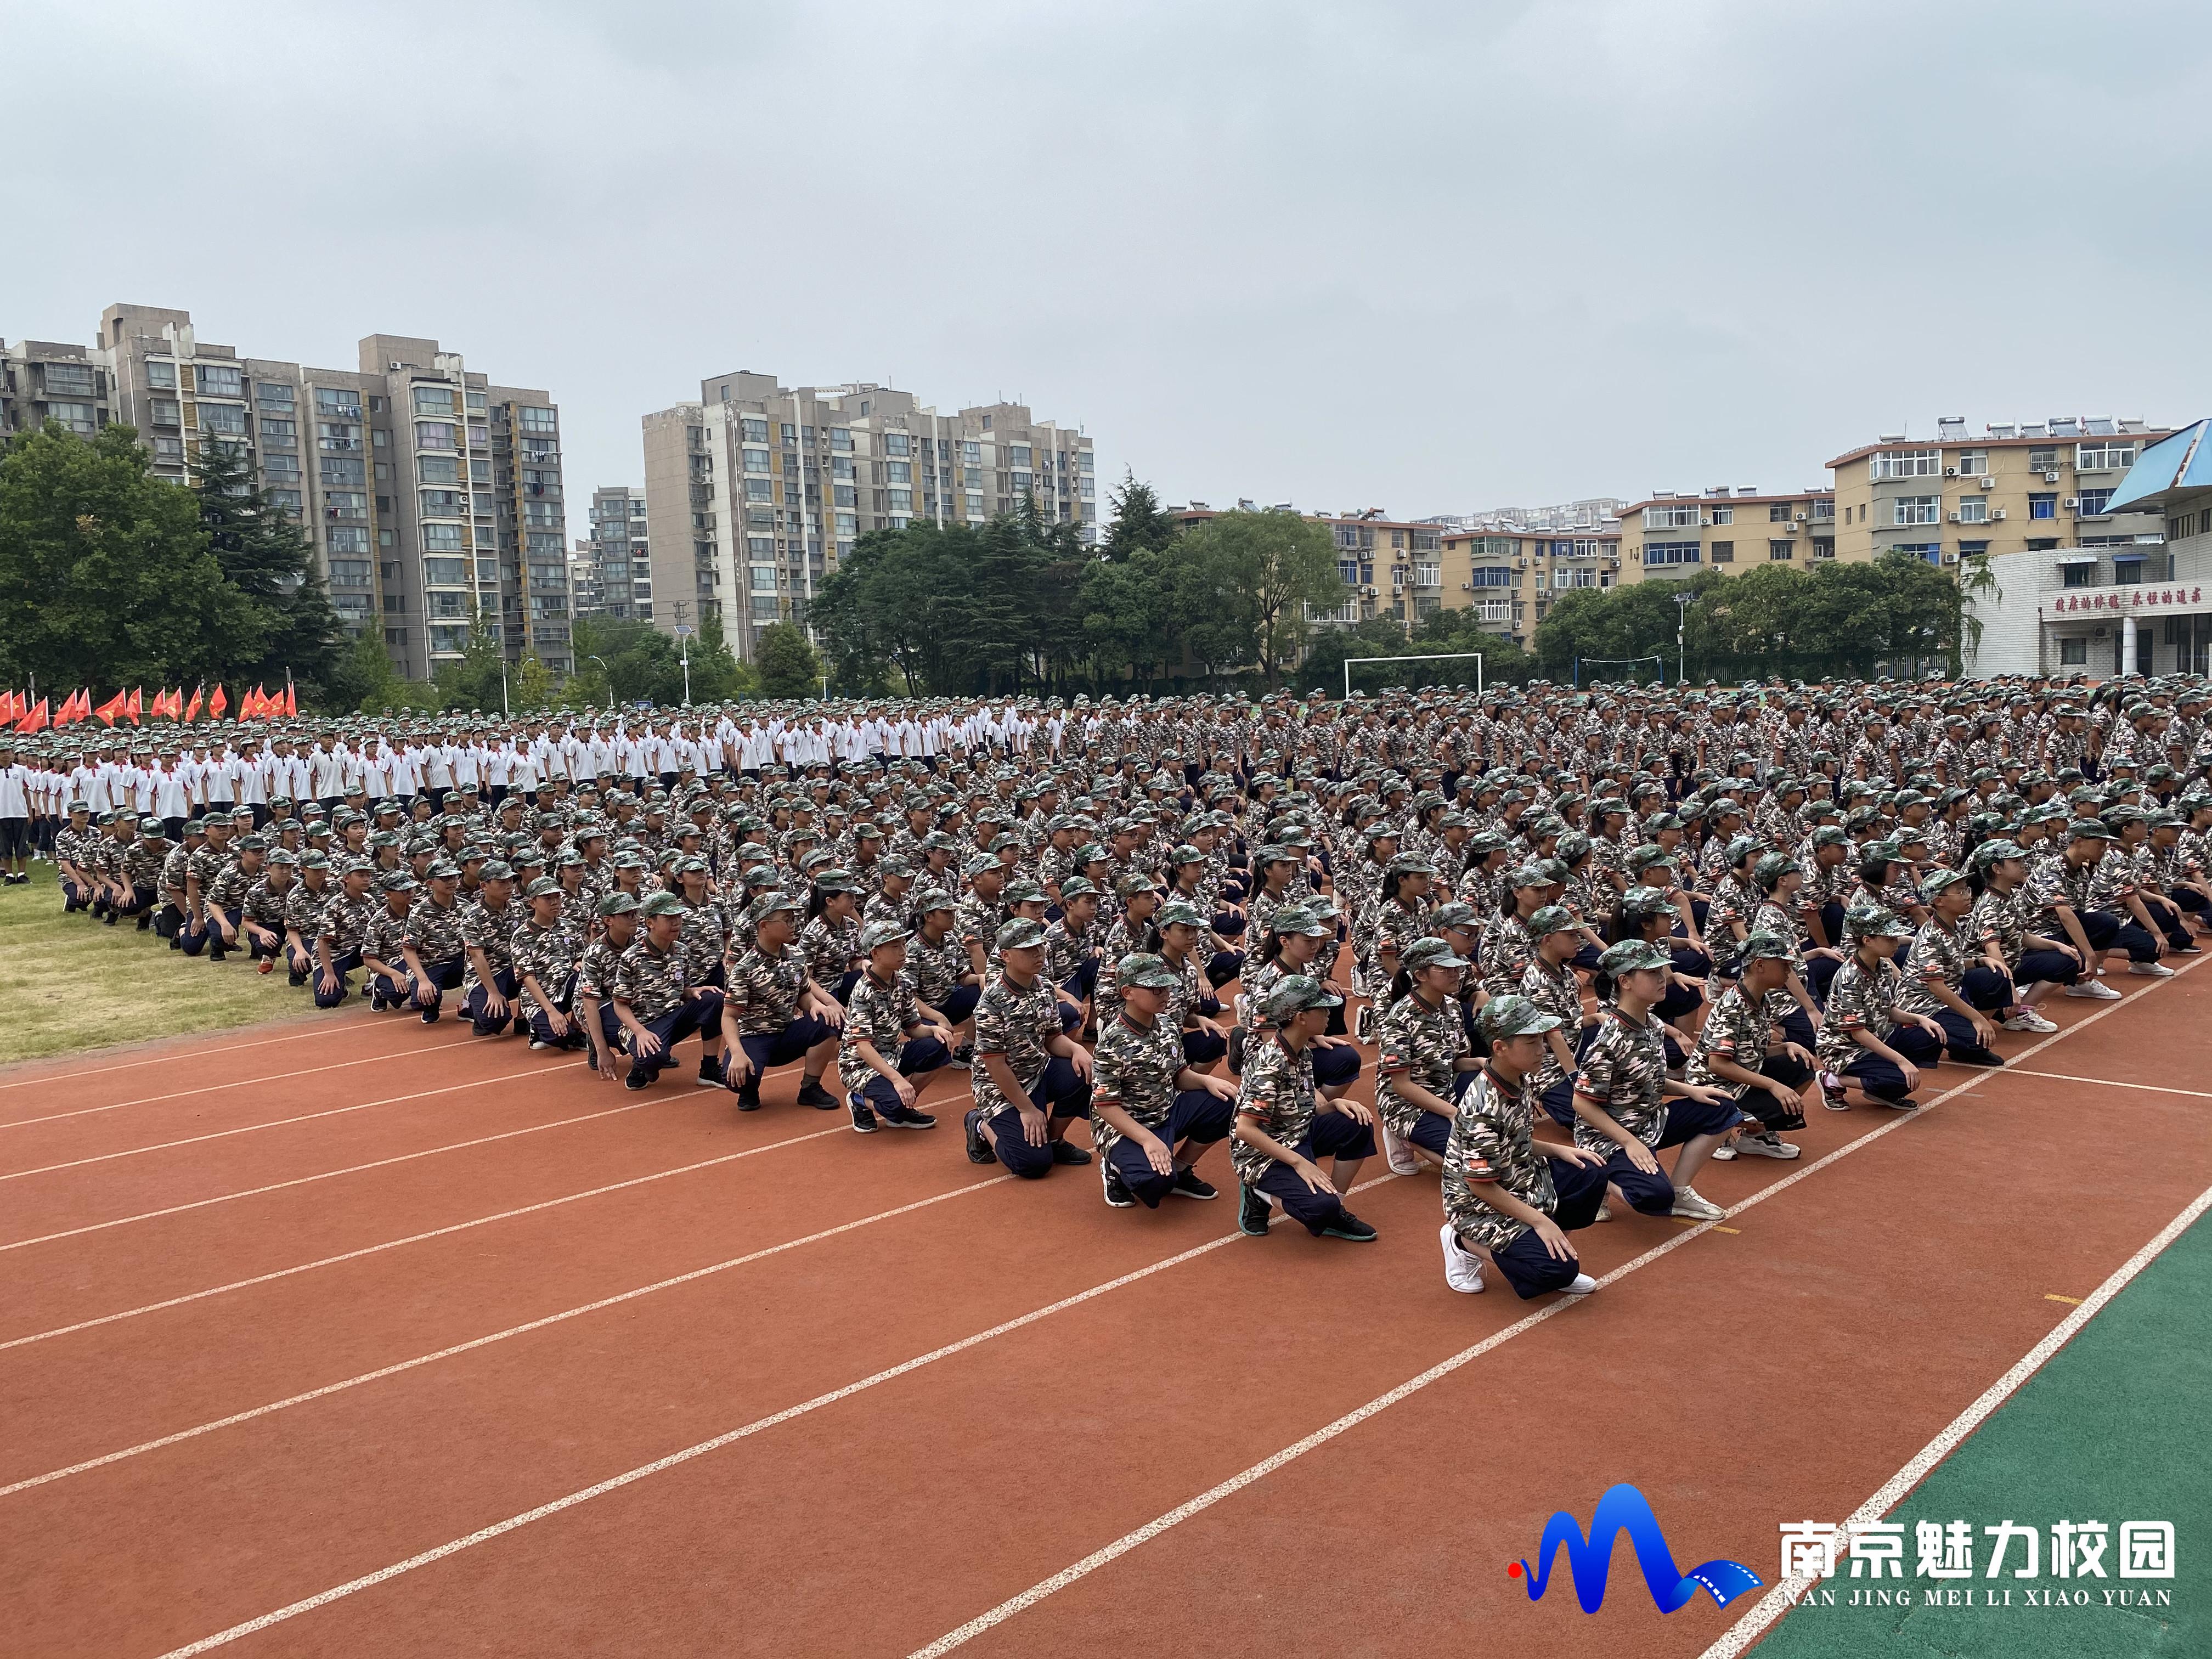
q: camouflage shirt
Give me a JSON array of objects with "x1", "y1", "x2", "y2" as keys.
[
  {"x1": 901, "y1": 927, "x2": 969, "y2": 1008},
  {"x1": 1374, "y1": 988, "x2": 1468, "y2": 1138},
  {"x1": 317, "y1": 890, "x2": 375, "y2": 958},
  {"x1": 1441, "y1": 1066, "x2": 1558, "y2": 1253},
  {"x1": 1230, "y1": 1032, "x2": 1319, "y2": 1184},
  {"x1": 577, "y1": 935, "x2": 628, "y2": 1005},
  {"x1": 1968, "y1": 886, "x2": 2027, "y2": 967},
  {"x1": 363, "y1": 902, "x2": 414, "y2": 969},
  {"x1": 2024, "y1": 856, "x2": 2095, "y2": 937},
  {"x1": 969, "y1": 970, "x2": 1062, "y2": 1116},
  {"x1": 1517, "y1": 956, "x2": 1584, "y2": 1094},
  {"x1": 1042, "y1": 913, "x2": 1099, "y2": 986},
  {"x1": 403, "y1": 895, "x2": 467, "y2": 966},
  {"x1": 1088, "y1": 1010, "x2": 1185, "y2": 1161},
  {"x1": 1816, "y1": 955, "x2": 1905, "y2": 1071},
  {"x1": 1479, "y1": 911, "x2": 1536, "y2": 998},
  {"x1": 801, "y1": 912, "x2": 862, "y2": 987},
  {"x1": 1571, "y1": 1007, "x2": 1669, "y2": 1154},
  {"x1": 284, "y1": 880, "x2": 332, "y2": 936},
  {"x1": 1900, "y1": 915, "x2": 1973, "y2": 1017},
  {"x1": 1685, "y1": 981, "x2": 1774, "y2": 1095},
  {"x1": 240, "y1": 876, "x2": 291, "y2": 932},
  {"x1": 511, "y1": 919, "x2": 585, "y2": 1017},
  {"x1": 614, "y1": 936, "x2": 691, "y2": 1022},
  {"x1": 676, "y1": 899, "x2": 726, "y2": 986},
  {"x1": 459, "y1": 898, "x2": 519, "y2": 991},
  {"x1": 725, "y1": 941, "x2": 810, "y2": 1035},
  {"x1": 837, "y1": 967, "x2": 924, "y2": 1092}
]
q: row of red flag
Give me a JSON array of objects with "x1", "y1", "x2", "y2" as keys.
[{"x1": 3, "y1": 684, "x2": 297, "y2": 735}]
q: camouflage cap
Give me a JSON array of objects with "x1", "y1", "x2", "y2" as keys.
[
  {"x1": 1114, "y1": 951, "x2": 1182, "y2": 991},
  {"x1": 857, "y1": 919, "x2": 910, "y2": 952},
  {"x1": 639, "y1": 891, "x2": 687, "y2": 918},
  {"x1": 1479, "y1": 992, "x2": 1565, "y2": 1041},
  {"x1": 1257, "y1": 973, "x2": 1344, "y2": 1022},
  {"x1": 995, "y1": 917, "x2": 1048, "y2": 952},
  {"x1": 597, "y1": 891, "x2": 642, "y2": 918}
]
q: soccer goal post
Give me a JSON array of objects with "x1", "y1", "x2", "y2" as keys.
[
  {"x1": 1342, "y1": 651, "x2": 1484, "y2": 700},
  {"x1": 1572, "y1": 653, "x2": 1667, "y2": 688}
]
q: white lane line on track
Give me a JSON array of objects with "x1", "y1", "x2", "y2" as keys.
[
  {"x1": 2008, "y1": 1068, "x2": 2212, "y2": 1100},
  {"x1": 893, "y1": 957, "x2": 2212, "y2": 1656},
  {"x1": 2, "y1": 1171, "x2": 1016, "y2": 1503},
  {"x1": 0, "y1": 1052, "x2": 546, "y2": 1181},
  {"x1": 1696, "y1": 1181, "x2": 2212, "y2": 1659},
  {"x1": 0, "y1": 1081, "x2": 653, "y2": 1255},
  {"x1": 0, "y1": 1127, "x2": 847, "y2": 1352},
  {"x1": 0, "y1": 1020, "x2": 368, "y2": 1092},
  {"x1": 0, "y1": 1033, "x2": 482, "y2": 1133},
  {"x1": 126, "y1": 962, "x2": 2212, "y2": 1657}
]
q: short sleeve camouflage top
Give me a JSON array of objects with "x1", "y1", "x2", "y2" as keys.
[
  {"x1": 1571, "y1": 1007, "x2": 1669, "y2": 1154},
  {"x1": 1374, "y1": 988, "x2": 1468, "y2": 1137},
  {"x1": 969, "y1": 970, "x2": 1063, "y2": 1116},
  {"x1": 1230, "y1": 1031, "x2": 1319, "y2": 1186},
  {"x1": 1441, "y1": 1066, "x2": 1559, "y2": 1252}
]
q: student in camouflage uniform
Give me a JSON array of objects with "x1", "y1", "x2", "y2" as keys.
[
  {"x1": 397, "y1": 862, "x2": 468, "y2": 1023},
  {"x1": 1090, "y1": 951, "x2": 1240, "y2": 1209},
  {"x1": 837, "y1": 919, "x2": 952, "y2": 1133},
  {"x1": 511, "y1": 878, "x2": 588, "y2": 1051},
  {"x1": 1571, "y1": 939, "x2": 1741, "y2": 1223},
  {"x1": 614, "y1": 891, "x2": 727, "y2": 1091},
  {"x1": 721, "y1": 891, "x2": 844, "y2": 1110},
  {"x1": 1233, "y1": 902, "x2": 1362, "y2": 1097},
  {"x1": 1515, "y1": 906, "x2": 1589, "y2": 1126},
  {"x1": 961, "y1": 917, "x2": 1097, "y2": 1179},
  {"x1": 281, "y1": 850, "x2": 334, "y2": 984},
  {"x1": 577, "y1": 891, "x2": 642, "y2": 1080},
  {"x1": 1899, "y1": 870, "x2": 2005, "y2": 1067},
  {"x1": 312, "y1": 862, "x2": 376, "y2": 1009},
  {"x1": 1374, "y1": 935, "x2": 1480, "y2": 1175},
  {"x1": 1231, "y1": 974, "x2": 1377, "y2": 1242},
  {"x1": 362, "y1": 872, "x2": 423, "y2": 1012},
  {"x1": 1683, "y1": 932, "x2": 1809, "y2": 1161},
  {"x1": 1440, "y1": 995, "x2": 1609, "y2": 1299},
  {"x1": 1814, "y1": 905, "x2": 1946, "y2": 1110},
  {"x1": 459, "y1": 860, "x2": 522, "y2": 1035}
]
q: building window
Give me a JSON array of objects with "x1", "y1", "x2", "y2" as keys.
[
  {"x1": 888, "y1": 489, "x2": 913, "y2": 512},
  {"x1": 2029, "y1": 493, "x2": 2057, "y2": 520},
  {"x1": 149, "y1": 398, "x2": 182, "y2": 427},
  {"x1": 520, "y1": 407, "x2": 557, "y2": 434},
  {"x1": 1810, "y1": 500, "x2": 1835, "y2": 521},
  {"x1": 1955, "y1": 540, "x2": 1990, "y2": 557},
  {"x1": 314, "y1": 387, "x2": 362, "y2": 419},
  {"x1": 1956, "y1": 496, "x2": 1988, "y2": 524},
  {"x1": 1469, "y1": 567, "x2": 1513, "y2": 588},
  {"x1": 411, "y1": 386, "x2": 455, "y2": 415},
  {"x1": 326, "y1": 526, "x2": 371, "y2": 554},
  {"x1": 2113, "y1": 557, "x2": 2146, "y2": 585},
  {"x1": 1643, "y1": 503, "x2": 1699, "y2": 529},
  {"x1": 885, "y1": 433, "x2": 912, "y2": 458},
  {"x1": 198, "y1": 405, "x2": 247, "y2": 435},
  {"x1": 1769, "y1": 540, "x2": 1795, "y2": 560},
  {"x1": 1955, "y1": 449, "x2": 1987, "y2": 477},
  {"x1": 885, "y1": 460, "x2": 912, "y2": 484},
  {"x1": 1870, "y1": 448, "x2": 1940, "y2": 480},
  {"x1": 835, "y1": 512, "x2": 857, "y2": 535},
  {"x1": 195, "y1": 364, "x2": 242, "y2": 397},
  {"x1": 415, "y1": 421, "x2": 456, "y2": 450},
  {"x1": 320, "y1": 457, "x2": 366, "y2": 486},
  {"x1": 2029, "y1": 446, "x2": 2059, "y2": 470},
  {"x1": 741, "y1": 417, "x2": 769, "y2": 443},
  {"x1": 2025, "y1": 538, "x2": 2061, "y2": 551},
  {"x1": 422, "y1": 523, "x2": 465, "y2": 551},
  {"x1": 1709, "y1": 540, "x2": 1735, "y2": 563},
  {"x1": 1812, "y1": 538, "x2": 1836, "y2": 560},
  {"x1": 424, "y1": 557, "x2": 469, "y2": 585},
  {"x1": 145, "y1": 360, "x2": 177, "y2": 391},
  {"x1": 2059, "y1": 637, "x2": 2089, "y2": 665},
  {"x1": 418, "y1": 455, "x2": 460, "y2": 484},
  {"x1": 2061, "y1": 562, "x2": 2093, "y2": 588},
  {"x1": 1709, "y1": 506, "x2": 1733, "y2": 525},
  {"x1": 2076, "y1": 442, "x2": 2136, "y2": 472},
  {"x1": 742, "y1": 447, "x2": 771, "y2": 473},
  {"x1": 420, "y1": 489, "x2": 465, "y2": 517},
  {"x1": 2076, "y1": 488, "x2": 2114, "y2": 516},
  {"x1": 1894, "y1": 495, "x2": 1940, "y2": 526},
  {"x1": 749, "y1": 566, "x2": 777, "y2": 591},
  {"x1": 1643, "y1": 541, "x2": 1701, "y2": 566},
  {"x1": 44, "y1": 362, "x2": 98, "y2": 397}
]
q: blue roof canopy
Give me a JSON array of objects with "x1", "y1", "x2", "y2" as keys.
[{"x1": 2104, "y1": 419, "x2": 2209, "y2": 515}]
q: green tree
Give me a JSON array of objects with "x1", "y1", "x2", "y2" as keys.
[
  {"x1": 1175, "y1": 509, "x2": 1345, "y2": 687},
  {"x1": 755, "y1": 620, "x2": 822, "y2": 698},
  {"x1": 328, "y1": 625, "x2": 432, "y2": 715},
  {"x1": 191, "y1": 438, "x2": 345, "y2": 702},
  {"x1": 1101, "y1": 472, "x2": 1180, "y2": 562},
  {"x1": 678, "y1": 612, "x2": 758, "y2": 702},
  {"x1": 1077, "y1": 545, "x2": 1181, "y2": 690},
  {"x1": 0, "y1": 421, "x2": 259, "y2": 692},
  {"x1": 514, "y1": 651, "x2": 556, "y2": 710},
  {"x1": 432, "y1": 606, "x2": 511, "y2": 712},
  {"x1": 571, "y1": 614, "x2": 683, "y2": 706}
]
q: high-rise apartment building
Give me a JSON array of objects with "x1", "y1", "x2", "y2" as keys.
[
  {"x1": 641, "y1": 374, "x2": 1094, "y2": 658},
  {"x1": 575, "y1": 486, "x2": 650, "y2": 621},
  {"x1": 1826, "y1": 415, "x2": 2168, "y2": 569},
  {"x1": 4, "y1": 304, "x2": 572, "y2": 678}
]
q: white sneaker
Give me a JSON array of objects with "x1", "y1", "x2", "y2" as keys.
[
  {"x1": 1670, "y1": 1187, "x2": 1726, "y2": 1222},
  {"x1": 1381, "y1": 1118, "x2": 1420, "y2": 1177},
  {"x1": 2065, "y1": 981, "x2": 2123, "y2": 1000},
  {"x1": 1564, "y1": 1273, "x2": 1598, "y2": 1295},
  {"x1": 1708, "y1": 1142, "x2": 1737, "y2": 1161},
  {"x1": 2003, "y1": 1010, "x2": 2058, "y2": 1033},
  {"x1": 1735, "y1": 1131, "x2": 1800, "y2": 1160},
  {"x1": 1593, "y1": 1203, "x2": 1612, "y2": 1222},
  {"x1": 1440, "y1": 1223, "x2": 1485, "y2": 1293},
  {"x1": 2128, "y1": 961, "x2": 2176, "y2": 977}
]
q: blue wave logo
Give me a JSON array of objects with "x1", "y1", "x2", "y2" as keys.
[{"x1": 1512, "y1": 1483, "x2": 1763, "y2": 1613}]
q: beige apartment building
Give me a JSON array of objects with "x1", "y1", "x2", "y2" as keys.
[
  {"x1": 7, "y1": 304, "x2": 572, "y2": 678},
  {"x1": 1615, "y1": 487, "x2": 1837, "y2": 584},
  {"x1": 1437, "y1": 526, "x2": 1624, "y2": 646},
  {"x1": 1827, "y1": 415, "x2": 2168, "y2": 570},
  {"x1": 1167, "y1": 504, "x2": 1449, "y2": 631},
  {"x1": 642, "y1": 374, "x2": 1095, "y2": 659}
]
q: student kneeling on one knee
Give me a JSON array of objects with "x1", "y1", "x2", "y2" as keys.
[
  {"x1": 1231, "y1": 974, "x2": 1378, "y2": 1243},
  {"x1": 1375, "y1": 936, "x2": 1485, "y2": 1176},
  {"x1": 1091, "y1": 952, "x2": 1238, "y2": 1208},
  {"x1": 615, "y1": 891, "x2": 728, "y2": 1091},
  {"x1": 963, "y1": 918, "x2": 1097, "y2": 1178}
]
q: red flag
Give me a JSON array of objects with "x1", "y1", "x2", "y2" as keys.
[
  {"x1": 283, "y1": 683, "x2": 297, "y2": 717},
  {"x1": 253, "y1": 684, "x2": 270, "y2": 719},
  {"x1": 157, "y1": 687, "x2": 180, "y2": 720},
  {"x1": 93, "y1": 690, "x2": 127, "y2": 727},
  {"x1": 53, "y1": 690, "x2": 77, "y2": 727},
  {"x1": 71, "y1": 688, "x2": 92, "y2": 724},
  {"x1": 209, "y1": 684, "x2": 228, "y2": 720},
  {"x1": 183, "y1": 686, "x2": 204, "y2": 724},
  {"x1": 126, "y1": 688, "x2": 143, "y2": 724},
  {"x1": 0, "y1": 692, "x2": 13, "y2": 725},
  {"x1": 16, "y1": 697, "x2": 48, "y2": 734}
]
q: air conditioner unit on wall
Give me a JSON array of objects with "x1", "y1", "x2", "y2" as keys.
[
  {"x1": 2064, "y1": 498, "x2": 2079, "y2": 510},
  {"x1": 2044, "y1": 470, "x2": 2061, "y2": 483},
  {"x1": 1980, "y1": 476, "x2": 1995, "y2": 488},
  {"x1": 1991, "y1": 508, "x2": 2007, "y2": 520},
  {"x1": 1944, "y1": 467, "x2": 1959, "y2": 478}
]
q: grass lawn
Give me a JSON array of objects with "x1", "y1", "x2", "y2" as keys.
[{"x1": 0, "y1": 861, "x2": 320, "y2": 1066}]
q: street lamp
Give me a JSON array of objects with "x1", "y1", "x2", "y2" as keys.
[
  {"x1": 1674, "y1": 591, "x2": 1696, "y2": 686},
  {"x1": 673, "y1": 624, "x2": 694, "y2": 706},
  {"x1": 586, "y1": 655, "x2": 611, "y2": 713}
]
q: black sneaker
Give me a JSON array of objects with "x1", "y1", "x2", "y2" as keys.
[
  {"x1": 371, "y1": 992, "x2": 390, "y2": 1013},
  {"x1": 848, "y1": 1094, "x2": 879, "y2": 1134},
  {"x1": 1321, "y1": 1211, "x2": 1378, "y2": 1243},
  {"x1": 797, "y1": 1079, "x2": 839, "y2": 1110},
  {"x1": 420, "y1": 1005, "x2": 440, "y2": 1024},
  {"x1": 1238, "y1": 1184, "x2": 1271, "y2": 1237},
  {"x1": 878, "y1": 1101, "x2": 938, "y2": 1130},
  {"x1": 136, "y1": 914, "x2": 151, "y2": 932},
  {"x1": 1170, "y1": 1168, "x2": 1218, "y2": 1201},
  {"x1": 528, "y1": 1036, "x2": 551, "y2": 1051},
  {"x1": 733, "y1": 1085, "x2": 762, "y2": 1112},
  {"x1": 1049, "y1": 1138, "x2": 1092, "y2": 1166},
  {"x1": 964, "y1": 1111, "x2": 995, "y2": 1165},
  {"x1": 695, "y1": 1057, "x2": 726, "y2": 1088},
  {"x1": 624, "y1": 1071, "x2": 651, "y2": 1092},
  {"x1": 1101, "y1": 1164, "x2": 1137, "y2": 1208}
]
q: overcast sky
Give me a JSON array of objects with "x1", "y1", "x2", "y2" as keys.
[{"x1": 7, "y1": 0, "x2": 2210, "y2": 522}]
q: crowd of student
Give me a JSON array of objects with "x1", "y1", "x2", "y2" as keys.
[{"x1": 4, "y1": 670, "x2": 2205, "y2": 1299}]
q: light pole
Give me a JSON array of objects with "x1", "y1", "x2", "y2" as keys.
[
  {"x1": 1674, "y1": 591, "x2": 1695, "y2": 686},
  {"x1": 674, "y1": 625, "x2": 693, "y2": 706},
  {"x1": 586, "y1": 655, "x2": 611, "y2": 712}
]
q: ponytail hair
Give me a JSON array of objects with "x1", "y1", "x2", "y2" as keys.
[
  {"x1": 1387, "y1": 964, "x2": 1415, "y2": 1006},
  {"x1": 1590, "y1": 967, "x2": 1621, "y2": 1005}
]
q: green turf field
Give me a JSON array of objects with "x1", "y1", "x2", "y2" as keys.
[
  {"x1": 1753, "y1": 1211, "x2": 2211, "y2": 1658},
  {"x1": 0, "y1": 861, "x2": 315, "y2": 1064}
]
